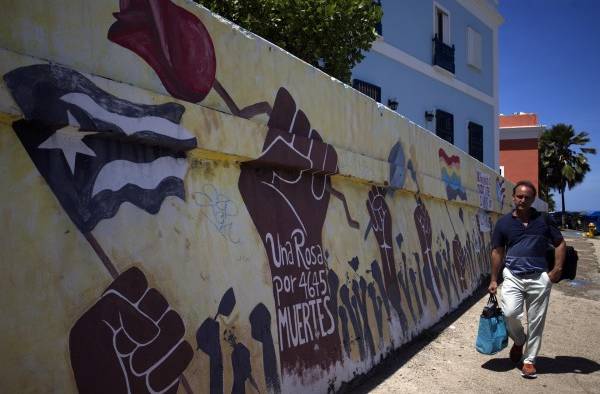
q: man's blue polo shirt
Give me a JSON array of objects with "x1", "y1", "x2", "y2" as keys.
[{"x1": 492, "y1": 208, "x2": 563, "y2": 276}]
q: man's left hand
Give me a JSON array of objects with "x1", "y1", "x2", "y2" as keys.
[{"x1": 548, "y1": 269, "x2": 562, "y2": 283}]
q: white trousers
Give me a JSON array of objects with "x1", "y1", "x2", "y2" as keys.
[{"x1": 500, "y1": 267, "x2": 552, "y2": 364}]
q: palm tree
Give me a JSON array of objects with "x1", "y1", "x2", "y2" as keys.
[{"x1": 539, "y1": 124, "x2": 596, "y2": 227}]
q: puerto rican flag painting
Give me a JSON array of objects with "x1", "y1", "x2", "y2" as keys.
[{"x1": 4, "y1": 64, "x2": 197, "y2": 233}]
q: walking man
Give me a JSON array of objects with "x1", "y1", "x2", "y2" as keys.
[{"x1": 488, "y1": 180, "x2": 566, "y2": 378}]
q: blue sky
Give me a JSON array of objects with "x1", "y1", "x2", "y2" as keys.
[{"x1": 499, "y1": 0, "x2": 600, "y2": 212}]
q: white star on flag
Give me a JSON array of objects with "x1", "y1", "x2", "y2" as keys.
[{"x1": 38, "y1": 111, "x2": 97, "y2": 174}]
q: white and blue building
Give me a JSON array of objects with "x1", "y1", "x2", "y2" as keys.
[{"x1": 352, "y1": 0, "x2": 503, "y2": 170}]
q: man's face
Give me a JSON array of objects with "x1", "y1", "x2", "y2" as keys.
[{"x1": 512, "y1": 185, "x2": 535, "y2": 211}]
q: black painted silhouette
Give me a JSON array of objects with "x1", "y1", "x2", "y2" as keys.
[
  {"x1": 352, "y1": 278, "x2": 375, "y2": 358},
  {"x1": 231, "y1": 343, "x2": 255, "y2": 394},
  {"x1": 408, "y1": 264, "x2": 424, "y2": 316},
  {"x1": 367, "y1": 282, "x2": 384, "y2": 349},
  {"x1": 338, "y1": 306, "x2": 351, "y2": 357},
  {"x1": 340, "y1": 284, "x2": 365, "y2": 360},
  {"x1": 414, "y1": 198, "x2": 442, "y2": 309},
  {"x1": 370, "y1": 260, "x2": 391, "y2": 322},
  {"x1": 395, "y1": 236, "x2": 418, "y2": 324},
  {"x1": 249, "y1": 303, "x2": 280, "y2": 394},
  {"x1": 197, "y1": 288, "x2": 236, "y2": 394}
]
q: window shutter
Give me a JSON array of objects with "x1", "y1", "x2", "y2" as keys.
[
  {"x1": 435, "y1": 109, "x2": 454, "y2": 144},
  {"x1": 467, "y1": 27, "x2": 482, "y2": 69},
  {"x1": 468, "y1": 121, "x2": 483, "y2": 161},
  {"x1": 435, "y1": 8, "x2": 450, "y2": 44},
  {"x1": 352, "y1": 79, "x2": 381, "y2": 103},
  {"x1": 442, "y1": 12, "x2": 450, "y2": 44},
  {"x1": 436, "y1": 9, "x2": 444, "y2": 42}
]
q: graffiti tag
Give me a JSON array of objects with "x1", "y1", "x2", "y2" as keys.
[{"x1": 194, "y1": 184, "x2": 240, "y2": 244}]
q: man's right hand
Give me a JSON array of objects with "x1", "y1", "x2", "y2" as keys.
[
  {"x1": 488, "y1": 280, "x2": 498, "y2": 295},
  {"x1": 489, "y1": 247, "x2": 504, "y2": 295}
]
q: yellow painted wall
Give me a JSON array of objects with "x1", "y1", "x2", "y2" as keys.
[{"x1": 0, "y1": 1, "x2": 514, "y2": 393}]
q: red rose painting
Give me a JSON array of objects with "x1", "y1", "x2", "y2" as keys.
[{"x1": 108, "y1": 0, "x2": 216, "y2": 103}]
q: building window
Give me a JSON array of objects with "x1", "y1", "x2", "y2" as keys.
[
  {"x1": 434, "y1": 4, "x2": 450, "y2": 45},
  {"x1": 467, "y1": 27, "x2": 482, "y2": 70},
  {"x1": 433, "y1": 3, "x2": 455, "y2": 73},
  {"x1": 436, "y1": 109, "x2": 454, "y2": 144},
  {"x1": 468, "y1": 121, "x2": 483, "y2": 161},
  {"x1": 352, "y1": 79, "x2": 381, "y2": 103},
  {"x1": 373, "y1": 0, "x2": 382, "y2": 36}
]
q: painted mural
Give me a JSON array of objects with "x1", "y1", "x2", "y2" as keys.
[
  {"x1": 496, "y1": 176, "x2": 506, "y2": 210},
  {"x1": 477, "y1": 170, "x2": 492, "y2": 210},
  {"x1": 0, "y1": 0, "x2": 513, "y2": 393},
  {"x1": 239, "y1": 87, "x2": 343, "y2": 376},
  {"x1": 439, "y1": 148, "x2": 467, "y2": 201},
  {"x1": 4, "y1": 61, "x2": 198, "y2": 393},
  {"x1": 70, "y1": 267, "x2": 193, "y2": 393}
]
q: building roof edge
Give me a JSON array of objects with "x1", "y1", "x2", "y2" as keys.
[{"x1": 456, "y1": 0, "x2": 504, "y2": 28}]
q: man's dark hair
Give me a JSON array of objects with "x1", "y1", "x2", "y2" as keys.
[{"x1": 512, "y1": 180, "x2": 537, "y2": 198}]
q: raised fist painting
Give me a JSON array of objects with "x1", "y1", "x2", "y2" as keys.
[
  {"x1": 366, "y1": 186, "x2": 408, "y2": 329},
  {"x1": 69, "y1": 267, "x2": 193, "y2": 394},
  {"x1": 239, "y1": 88, "x2": 342, "y2": 375}
]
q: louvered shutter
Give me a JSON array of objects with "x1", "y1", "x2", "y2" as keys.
[{"x1": 436, "y1": 109, "x2": 454, "y2": 144}]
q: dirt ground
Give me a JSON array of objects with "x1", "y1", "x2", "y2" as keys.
[{"x1": 342, "y1": 234, "x2": 600, "y2": 394}]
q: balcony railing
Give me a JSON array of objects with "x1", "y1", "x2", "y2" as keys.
[{"x1": 432, "y1": 34, "x2": 455, "y2": 74}]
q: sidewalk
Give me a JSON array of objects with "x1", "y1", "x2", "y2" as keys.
[{"x1": 343, "y1": 235, "x2": 600, "y2": 393}]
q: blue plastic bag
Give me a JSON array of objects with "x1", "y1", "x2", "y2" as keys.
[{"x1": 475, "y1": 294, "x2": 508, "y2": 355}]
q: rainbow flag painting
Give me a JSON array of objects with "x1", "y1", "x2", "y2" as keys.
[{"x1": 439, "y1": 148, "x2": 467, "y2": 201}]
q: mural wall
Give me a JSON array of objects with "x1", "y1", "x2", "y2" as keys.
[{"x1": 0, "y1": 1, "x2": 513, "y2": 393}]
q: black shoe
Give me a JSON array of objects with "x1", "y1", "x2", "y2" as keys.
[{"x1": 509, "y1": 344, "x2": 523, "y2": 364}]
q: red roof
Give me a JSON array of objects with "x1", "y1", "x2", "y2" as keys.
[{"x1": 499, "y1": 113, "x2": 538, "y2": 127}]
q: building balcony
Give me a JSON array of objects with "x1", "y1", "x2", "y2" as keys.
[{"x1": 432, "y1": 35, "x2": 455, "y2": 74}]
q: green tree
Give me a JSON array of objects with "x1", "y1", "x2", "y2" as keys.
[
  {"x1": 196, "y1": 0, "x2": 383, "y2": 83},
  {"x1": 539, "y1": 123, "x2": 596, "y2": 227},
  {"x1": 541, "y1": 189, "x2": 556, "y2": 213}
]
